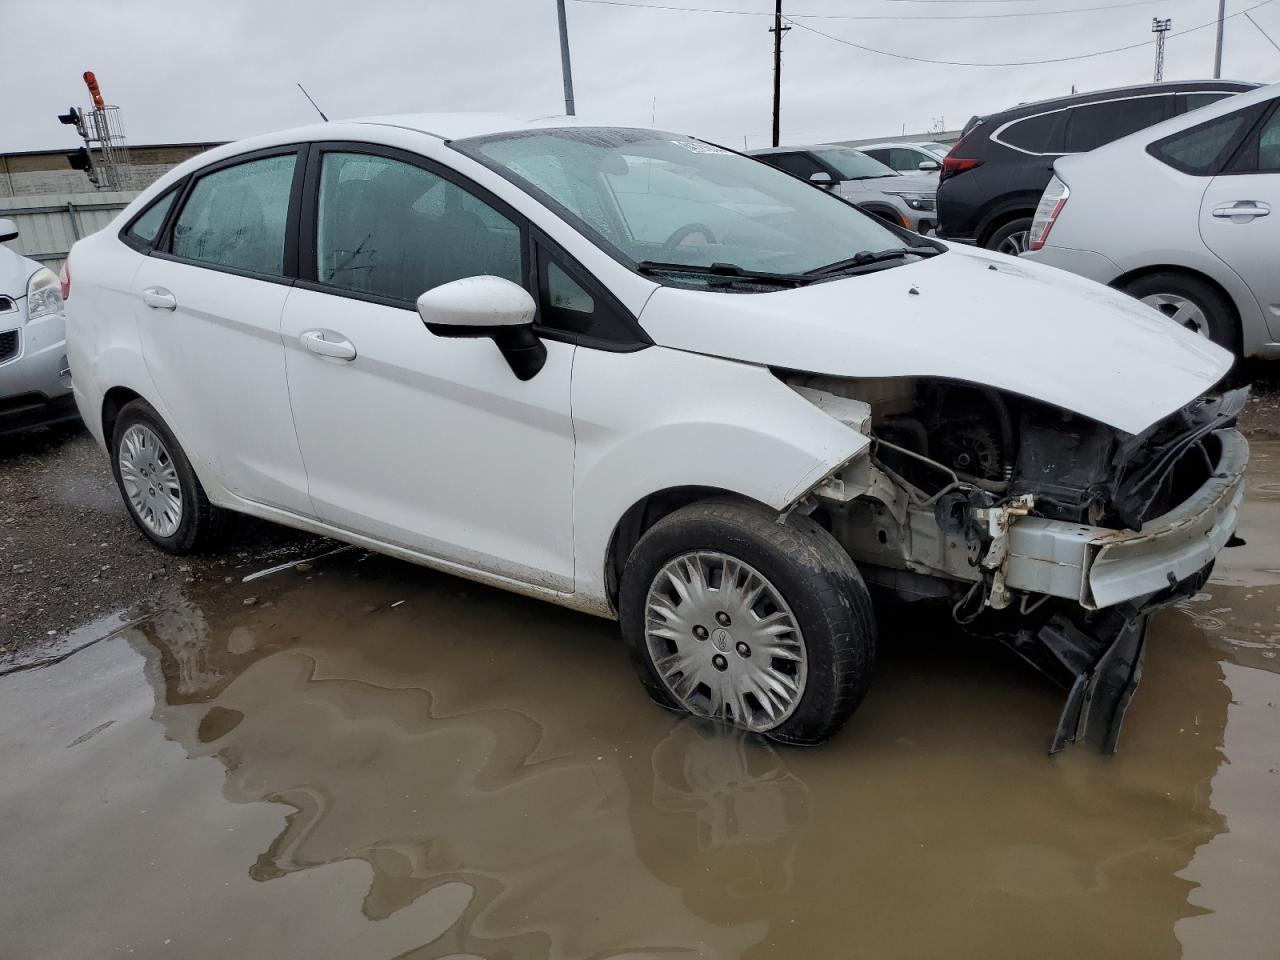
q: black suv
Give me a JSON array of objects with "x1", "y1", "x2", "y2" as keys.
[{"x1": 938, "y1": 80, "x2": 1256, "y2": 253}]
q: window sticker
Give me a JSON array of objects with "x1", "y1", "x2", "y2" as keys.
[{"x1": 669, "y1": 139, "x2": 733, "y2": 156}]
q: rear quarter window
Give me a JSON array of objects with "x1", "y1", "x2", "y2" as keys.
[
  {"x1": 998, "y1": 111, "x2": 1066, "y2": 154},
  {"x1": 1150, "y1": 106, "x2": 1261, "y2": 175}
]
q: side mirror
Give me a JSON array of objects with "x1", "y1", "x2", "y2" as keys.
[
  {"x1": 417, "y1": 275, "x2": 546, "y2": 381},
  {"x1": 809, "y1": 171, "x2": 836, "y2": 189},
  {"x1": 918, "y1": 160, "x2": 940, "y2": 172},
  {"x1": 0, "y1": 218, "x2": 17, "y2": 243}
]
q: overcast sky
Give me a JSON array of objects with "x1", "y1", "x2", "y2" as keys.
[{"x1": 3, "y1": 0, "x2": 1279, "y2": 154}]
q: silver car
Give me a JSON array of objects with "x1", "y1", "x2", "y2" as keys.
[
  {"x1": 0, "y1": 219, "x2": 75, "y2": 436},
  {"x1": 1023, "y1": 82, "x2": 1280, "y2": 360},
  {"x1": 748, "y1": 145, "x2": 938, "y2": 234}
]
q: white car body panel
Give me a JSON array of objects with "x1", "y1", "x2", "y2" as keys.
[
  {"x1": 1024, "y1": 82, "x2": 1280, "y2": 357},
  {"x1": 280, "y1": 286, "x2": 577, "y2": 592},
  {"x1": 637, "y1": 243, "x2": 1230, "y2": 436},
  {"x1": 569, "y1": 346, "x2": 870, "y2": 605}
]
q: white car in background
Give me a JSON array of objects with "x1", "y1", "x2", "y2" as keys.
[
  {"x1": 1024, "y1": 82, "x2": 1280, "y2": 359},
  {"x1": 65, "y1": 115, "x2": 1247, "y2": 753},
  {"x1": 0, "y1": 220, "x2": 75, "y2": 436},
  {"x1": 859, "y1": 141, "x2": 949, "y2": 177}
]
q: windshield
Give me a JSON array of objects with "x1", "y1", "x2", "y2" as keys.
[
  {"x1": 454, "y1": 128, "x2": 909, "y2": 282},
  {"x1": 809, "y1": 148, "x2": 900, "y2": 181}
]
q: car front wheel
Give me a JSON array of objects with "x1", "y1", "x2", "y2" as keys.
[
  {"x1": 619, "y1": 498, "x2": 876, "y2": 745},
  {"x1": 111, "y1": 399, "x2": 227, "y2": 553}
]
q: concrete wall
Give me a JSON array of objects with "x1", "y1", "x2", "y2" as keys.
[{"x1": 0, "y1": 144, "x2": 218, "y2": 199}]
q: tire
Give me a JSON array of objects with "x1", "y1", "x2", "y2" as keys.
[
  {"x1": 110, "y1": 399, "x2": 228, "y2": 553},
  {"x1": 618, "y1": 498, "x2": 876, "y2": 745},
  {"x1": 1120, "y1": 272, "x2": 1242, "y2": 356},
  {"x1": 984, "y1": 216, "x2": 1034, "y2": 256}
]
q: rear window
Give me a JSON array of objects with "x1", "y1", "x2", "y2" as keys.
[{"x1": 1063, "y1": 96, "x2": 1171, "y2": 153}]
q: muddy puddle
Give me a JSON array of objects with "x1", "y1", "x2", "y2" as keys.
[{"x1": 2, "y1": 445, "x2": 1278, "y2": 959}]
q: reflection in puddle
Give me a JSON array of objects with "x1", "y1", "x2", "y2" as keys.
[{"x1": 3, "y1": 443, "x2": 1277, "y2": 959}]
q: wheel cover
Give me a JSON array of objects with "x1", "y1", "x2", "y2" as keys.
[
  {"x1": 1140, "y1": 293, "x2": 1211, "y2": 339},
  {"x1": 644, "y1": 551, "x2": 808, "y2": 733},
  {"x1": 118, "y1": 424, "x2": 183, "y2": 538},
  {"x1": 996, "y1": 228, "x2": 1029, "y2": 256}
]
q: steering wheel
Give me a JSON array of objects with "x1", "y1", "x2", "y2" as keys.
[{"x1": 659, "y1": 222, "x2": 718, "y2": 258}]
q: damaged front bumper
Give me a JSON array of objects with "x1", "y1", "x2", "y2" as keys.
[{"x1": 1003, "y1": 428, "x2": 1248, "y2": 611}]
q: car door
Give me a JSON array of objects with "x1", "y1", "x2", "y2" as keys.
[
  {"x1": 133, "y1": 147, "x2": 315, "y2": 515},
  {"x1": 279, "y1": 144, "x2": 576, "y2": 590},
  {"x1": 1200, "y1": 102, "x2": 1280, "y2": 340}
]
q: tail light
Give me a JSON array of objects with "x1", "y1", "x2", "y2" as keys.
[
  {"x1": 940, "y1": 135, "x2": 982, "y2": 182},
  {"x1": 60, "y1": 261, "x2": 71, "y2": 301},
  {"x1": 1028, "y1": 175, "x2": 1070, "y2": 252}
]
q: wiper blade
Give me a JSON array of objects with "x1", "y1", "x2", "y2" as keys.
[
  {"x1": 804, "y1": 246, "x2": 938, "y2": 277},
  {"x1": 637, "y1": 260, "x2": 810, "y2": 287}
]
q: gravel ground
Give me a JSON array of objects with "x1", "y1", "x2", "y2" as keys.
[
  {"x1": 0, "y1": 426, "x2": 329, "y2": 665},
  {"x1": 3, "y1": 371, "x2": 1278, "y2": 664}
]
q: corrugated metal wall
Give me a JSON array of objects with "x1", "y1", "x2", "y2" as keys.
[{"x1": 0, "y1": 192, "x2": 140, "y2": 272}]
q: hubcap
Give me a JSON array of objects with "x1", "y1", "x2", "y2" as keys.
[
  {"x1": 644, "y1": 551, "x2": 807, "y2": 733},
  {"x1": 996, "y1": 229, "x2": 1029, "y2": 256},
  {"x1": 118, "y1": 424, "x2": 182, "y2": 538},
  {"x1": 1141, "y1": 293, "x2": 1211, "y2": 339}
]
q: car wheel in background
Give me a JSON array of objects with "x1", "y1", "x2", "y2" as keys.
[
  {"x1": 110, "y1": 399, "x2": 227, "y2": 553},
  {"x1": 986, "y1": 216, "x2": 1034, "y2": 256},
  {"x1": 1120, "y1": 272, "x2": 1241, "y2": 356},
  {"x1": 619, "y1": 498, "x2": 876, "y2": 745}
]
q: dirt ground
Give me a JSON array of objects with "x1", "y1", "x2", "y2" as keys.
[{"x1": 2, "y1": 369, "x2": 1278, "y2": 664}]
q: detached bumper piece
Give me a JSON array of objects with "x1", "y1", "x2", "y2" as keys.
[
  {"x1": 0, "y1": 391, "x2": 79, "y2": 437},
  {"x1": 1005, "y1": 564, "x2": 1209, "y2": 755}
]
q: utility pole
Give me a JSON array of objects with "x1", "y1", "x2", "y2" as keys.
[
  {"x1": 1214, "y1": 0, "x2": 1227, "y2": 78},
  {"x1": 769, "y1": 0, "x2": 789, "y2": 147},
  {"x1": 556, "y1": 0, "x2": 576, "y2": 116},
  {"x1": 1152, "y1": 18, "x2": 1172, "y2": 82}
]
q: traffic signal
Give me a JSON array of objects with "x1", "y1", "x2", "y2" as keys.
[
  {"x1": 67, "y1": 148, "x2": 94, "y2": 175},
  {"x1": 57, "y1": 106, "x2": 79, "y2": 126}
]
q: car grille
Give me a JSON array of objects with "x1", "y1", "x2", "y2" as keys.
[{"x1": 0, "y1": 329, "x2": 18, "y2": 364}]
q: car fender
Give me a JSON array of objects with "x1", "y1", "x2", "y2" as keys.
[{"x1": 570, "y1": 345, "x2": 869, "y2": 610}]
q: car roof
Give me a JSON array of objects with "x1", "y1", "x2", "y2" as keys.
[
  {"x1": 350, "y1": 113, "x2": 657, "y2": 141},
  {"x1": 974, "y1": 79, "x2": 1258, "y2": 126},
  {"x1": 747, "y1": 144, "x2": 863, "y2": 156},
  {"x1": 858, "y1": 142, "x2": 942, "y2": 151}
]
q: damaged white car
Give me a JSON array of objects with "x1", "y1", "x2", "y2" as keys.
[{"x1": 65, "y1": 116, "x2": 1247, "y2": 753}]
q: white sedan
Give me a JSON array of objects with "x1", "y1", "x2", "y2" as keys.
[{"x1": 65, "y1": 114, "x2": 1247, "y2": 752}]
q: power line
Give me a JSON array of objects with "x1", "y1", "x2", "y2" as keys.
[
  {"x1": 1246, "y1": 10, "x2": 1280, "y2": 52},
  {"x1": 782, "y1": 0, "x2": 1276, "y2": 68},
  {"x1": 570, "y1": 0, "x2": 1170, "y2": 21}
]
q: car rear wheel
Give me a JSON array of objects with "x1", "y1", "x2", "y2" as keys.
[
  {"x1": 1121, "y1": 272, "x2": 1241, "y2": 356},
  {"x1": 111, "y1": 399, "x2": 227, "y2": 553},
  {"x1": 619, "y1": 498, "x2": 876, "y2": 745},
  {"x1": 986, "y1": 216, "x2": 1033, "y2": 256}
]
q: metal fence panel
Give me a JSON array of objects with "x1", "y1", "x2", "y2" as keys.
[{"x1": 0, "y1": 191, "x2": 140, "y2": 272}]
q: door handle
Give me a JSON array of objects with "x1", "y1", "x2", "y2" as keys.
[
  {"x1": 1212, "y1": 201, "x2": 1271, "y2": 221},
  {"x1": 299, "y1": 329, "x2": 357, "y2": 361},
  {"x1": 141, "y1": 287, "x2": 177, "y2": 310}
]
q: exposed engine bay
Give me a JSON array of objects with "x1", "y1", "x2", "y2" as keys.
[{"x1": 783, "y1": 372, "x2": 1250, "y2": 755}]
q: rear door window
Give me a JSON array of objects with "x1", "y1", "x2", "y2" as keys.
[
  {"x1": 1063, "y1": 96, "x2": 1172, "y2": 153},
  {"x1": 170, "y1": 154, "x2": 297, "y2": 277}
]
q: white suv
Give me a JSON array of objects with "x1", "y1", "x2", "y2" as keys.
[
  {"x1": 1025, "y1": 82, "x2": 1280, "y2": 359},
  {"x1": 65, "y1": 115, "x2": 1247, "y2": 752}
]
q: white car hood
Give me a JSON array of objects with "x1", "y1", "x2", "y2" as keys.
[{"x1": 637, "y1": 246, "x2": 1232, "y2": 435}]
